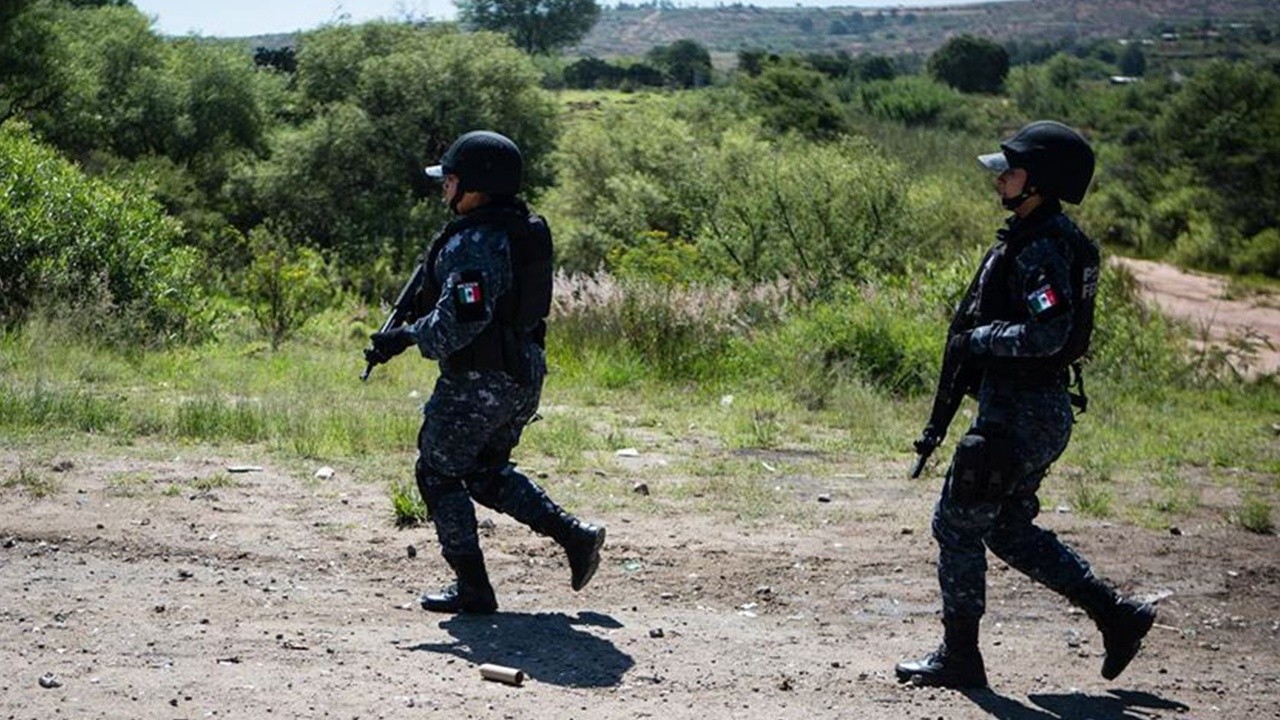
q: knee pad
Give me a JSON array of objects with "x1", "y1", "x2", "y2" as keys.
[{"x1": 416, "y1": 457, "x2": 467, "y2": 512}]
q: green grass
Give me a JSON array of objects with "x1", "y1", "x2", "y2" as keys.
[
  {"x1": 2, "y1": 301, "x2": 1277, "y2": 531},
  {"x1": 1, "y1": 463, "x2": 59, "y2": 498},
  {"x1": 1235, "y1": 496, "x2": 1275, "y2": 535},
  {"x1": 389, "y1": 478, "x2": 427, "y2": 528}
]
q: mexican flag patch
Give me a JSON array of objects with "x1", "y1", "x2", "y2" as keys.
[
  {"x1": 1027, "y1": 284, "x2": 1059, "y2": 316},
  {"x1": 456, "y1": 281, "x2": 483, "y2": 305}
]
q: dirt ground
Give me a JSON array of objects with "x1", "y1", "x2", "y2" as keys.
[
  {"x1": 1, "y1": 448, "x2": 1277, "y2": 720},
  {"x1": 1114, "y1": 258, "x2": 1280, "y2": 377},
  {"x1": 2, "y1": 259, "x2": 1278, "y2": 720}
]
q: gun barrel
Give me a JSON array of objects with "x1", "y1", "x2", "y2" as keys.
[{"x1": 910, "y1": 447, "x2": 932, "y2": 479}]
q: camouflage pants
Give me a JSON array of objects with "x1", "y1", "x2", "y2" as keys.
[
  {"x1": 415, "y1": 353, "x2": 557, "y2": 559},
  {"x1": 932, "y1": 383, "x2": 1094, "y2": 619}
]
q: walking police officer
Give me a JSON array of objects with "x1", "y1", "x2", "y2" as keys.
[
  {"x1": 365, "y1": 130, "x2": 605, "y2": 614},
  {"x1": 896, "y1": 121, "x2": 1156, "y2": 687}
]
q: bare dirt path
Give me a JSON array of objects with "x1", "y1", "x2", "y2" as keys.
[
  {"x1": 2, "y1": 449, "x2": 1277, "y2": 719},
  {"x1": 1114, "y1": 257, "x2": 1280, "y2": 376}
]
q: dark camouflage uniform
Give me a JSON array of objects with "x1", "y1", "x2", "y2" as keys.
[
  {"x1": 405, "y1": 220, "x2": 557, "y2": 559},
  {"x1": 933, "y1": 202, "x2": 1099, "y2": 620}
]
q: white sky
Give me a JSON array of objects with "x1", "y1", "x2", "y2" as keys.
[{"x1": 130, "y1": 0, "x2": 1010, "y2": 37}]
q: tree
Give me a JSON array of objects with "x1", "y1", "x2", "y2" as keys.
[
  {"x1": 927, "y1": 34, "x2": 1008, "y2": 94},
  {"x1": 1157, "y1": 60, "x2": 1280, "y2": 239},
  {"x1": 0, "y1": 0, "x2": 66, "y2": 123},
  {"x1": 1118, "y1": 42, "x2": 1146, "y2": 76},
  {"x1": 457, "y1": 0, "x2": 600, "y2": 55},
  {"x1": 745, "y1": 62, "x2": 846, "y2": 139},
  {"x1": 244, "y1": 25, "x2": 560, "y2": 270},
  {"x1": 564, "y1": 56, "x2": 622, "y2": 88},
  {"x1": 648, "y1": 39, "x2": 712, "y2": 88}
]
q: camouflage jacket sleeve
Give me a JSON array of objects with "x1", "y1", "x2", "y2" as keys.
[
  {"x1": 968, "y1": 234, "x2": 1075, "y2": 359},
  {"x1": 406, "y1": 224, "x2": 513, "y2": 360}
]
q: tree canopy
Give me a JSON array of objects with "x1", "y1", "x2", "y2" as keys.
[
  {"x1": 928, "y1": 34, "x2": 1009, "y2": 94},
  {"x1": 457, "y1": 0, "x2": 601, "y2": 54}
]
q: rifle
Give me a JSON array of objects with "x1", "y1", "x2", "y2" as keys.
[
  {"x1": 910, "y1": 337, "x2": 973, "y2": 478},
  {"x1": 911, "y1": 249, "x2": 993, "y2": 478},
  {"x1": 361, "y1": 264, "x2": 425, "y2": 382}
]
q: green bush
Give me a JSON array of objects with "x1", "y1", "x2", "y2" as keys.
[
  {"x1": 699, "y1": 133, "x2": 916, "y2": 286},
  {"x1": 742, "y1": 62, "x2": 847, "y2": 139},
  {"x1": 857, "y1": 76, "x2": 961, "y2": 127},
  {"x1": 0, "y1": 123, "x2": 205, "y2": 342},
  {"x1": 242, "y1": 225, "x2": 334, "y2": 349},
  {"x1": 1232, "y1": 229, "x2": 1280, "y2": 277}
]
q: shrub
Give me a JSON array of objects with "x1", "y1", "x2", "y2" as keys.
[
  {"x1": 742, "y1": 62, "x2": 847, "y2": 139},
  {"x1": 857, "y1": 76, "x2": 959, "y2": 127},
  {"x1": 242, "y1": 225, "x2": 334, "y2": 349},
  {"x1": 1232, "y1": 229, "x2": 1280, "y2": 278},
  {"x1": 0, "y1": 122, "x2": 205, "y2": 343}
]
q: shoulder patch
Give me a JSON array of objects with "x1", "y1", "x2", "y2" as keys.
[
  {"x1": 1026, "y1": 283, "x2": 1066, "y2": 319},
  {"x1": 454, "y1": 269, "x2": 486, "y2": 322}
]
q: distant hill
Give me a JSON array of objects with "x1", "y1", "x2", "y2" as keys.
[
  {"x1": 211, "y1": 0, "x2": 1279, "y2": 66},
  {"x1": 570, "y1": 0, "x2": 1280, "y2": 60}
]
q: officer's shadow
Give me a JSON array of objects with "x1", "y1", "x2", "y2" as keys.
[
  {"x1": 403, "y1": 610, "x2": 634, "y2": 688},
  {"x1": 963, "y1": 688, "x2": 1192, "y2": 720}
]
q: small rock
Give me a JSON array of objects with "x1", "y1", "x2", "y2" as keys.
[
  {"x1": 720, "y1": 395, "x2": 735, "y2": 407},
  {"x1": 406, "y1": 545, "x2": 417, "y2": 559},
  {"x1": 900, "y1": 527, "x2": 915, "y2": 535},
  {"x1": 314, "y1": 466, "x2": 336, "y2": 480},
  {"x1": 38, "y1": 674, "x2": 61, "y2": 689},
  {"x1": 51, "y1": 460, "x2": 74, "y2": 472},
  {"x1": 3, "y1": 538, "x2": 14, "y2": 549},
  {"x1": 817, "y1": 494, "x2": 832, "y2": 503},
  {"x1": 615, "y1": 448, "x2": 640, "y2": 458},
  {"x1": 648, "y1": 628, "x2": 665, "y2": 638},
  {"x1": 226, "y1": 465, "x2": 262, "y2": 474},
  {"x1": 154, "y1": 605, "x2": 166, "y2": 613},
  {"x1": 178, "y1": 569, "x2": 194, "y2": 580},
  {"x1": 659, "y1": 592, "x2": 675, "y2": 600},
  {"x1": 477, "y1": 518, "x2": 496, "y2": 530},
  {"x1": 754, "y1": 586, "x2": 773, "y2": 598},
  {"x1": 1170, "y1": 526, "x2": 1183, "y2": 536},
  {"x1": 1055, "y1": 504, "x2": 1072, "y2": 514},
  {"x1": 632, "y1": 482, "x2": 650, "y2": 496}
]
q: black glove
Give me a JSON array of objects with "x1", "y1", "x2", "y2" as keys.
[
  {"x1": 946, "y1": 329, "x2": 972, "y2": 360},
  {"x1": 365, "y1": 326, "x2": 415, "y2": 366},
  {"x1": 914, "y1": 425, "x2": 943, "y2": 455}
]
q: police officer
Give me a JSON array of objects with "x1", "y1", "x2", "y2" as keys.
[
  {"x1": 895, "y1": 121, "x2": 1156, "y2": 687},
  {"x1": 365, "y1": 130, "x2": 605, "y2": 614}
]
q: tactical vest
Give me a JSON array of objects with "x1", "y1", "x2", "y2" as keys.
[
  {"x1": 418, "y1": 201, "x2": 553, "y2": 380},
  {"x1": 960, "y1": 209, "x2": 1100, "y2": 378}
]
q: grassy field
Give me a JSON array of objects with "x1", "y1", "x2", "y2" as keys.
[{"x1": 2, "y1": 298, "x2": 1276, "y2": 536}]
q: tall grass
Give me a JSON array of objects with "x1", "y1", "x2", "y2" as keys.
[{"x1": 2, "y1": 269, "x2": 1276, "y2": 527}]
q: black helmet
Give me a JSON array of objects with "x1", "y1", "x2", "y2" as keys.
[
  {"x1": 424, "y1": 130, "x2": 523, "y2": 196},
  {"x1": 977, "y1": 120, "x2": 1095, "y2": 204}
]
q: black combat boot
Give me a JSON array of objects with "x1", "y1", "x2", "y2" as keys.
[
  {"x1": 419, "y1": 554, "x2": 498, "y2": 614},
  {"x1": 895, "y1": 616, "x2": 988, "y2": 688},
  {"x1": 533, "y1": 510, "x2": 606, "y2": 591},
  {"x1": 1070, "y1": 580, "x2": 1156, "y2": 680}
]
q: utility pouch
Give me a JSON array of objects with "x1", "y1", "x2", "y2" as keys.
[{"x1": 949, "y1": 431, "x2": 1014, "y2": 505}]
